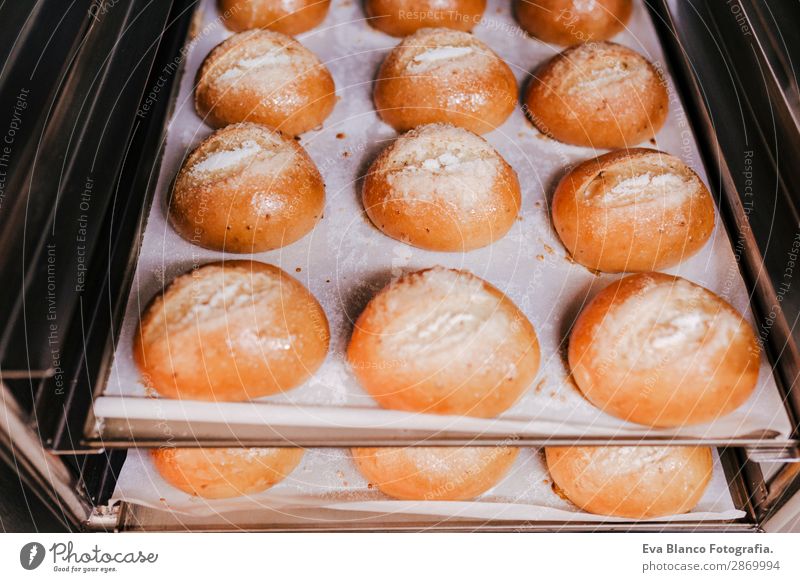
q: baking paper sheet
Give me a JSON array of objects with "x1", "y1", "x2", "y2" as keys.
[
  {"x1": 94, "y1": 0, "x2": 792, "y2": 441},
  {"x1": 111, "y1": 447, "x2": 744, "y2": 523}
]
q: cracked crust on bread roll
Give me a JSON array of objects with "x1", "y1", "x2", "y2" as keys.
[
  {"x1": 374, "y1": 28, "x2": 517, "y2": 134},
  {"x1": 515, "y1": 0, "x2": 632, "y2": 46},
  {"x1": 347, "y1": 267, "x2": 540, "y2": 418},
  {"x1": 151, "y1": 447, "x2": 304, "y2": 499},
  {"x1": 219, "y1": 0, "x2": 331, "y2": 34},
  {"x1": 568, "y1": 272, "x2": 760, "y2": 426},
  {"x1": 545, "y1": 446, "x2": 712, "y2": 518},
  {"x1": 195, "y1": 30, "x2": 335, "y2": 135},
  {"x1": 351, "y1": 446, "x2": 518, "y2": 500},
  {"x1": 134, "y1": 260, "x2": 329, "y2": 401},
  {"x1": 524, "y1": 41, "x2": 668, "y2": 147},
  {"x1": 169, "y1": 123, "x2": 324, "y2": 253},
  {"x1": 366, "y1": 0, "x2": 487, "y2": 37},
  {"x1": 363, "y1": 124, "x2": 521, "y2": 251},
  {"x1": 552, "y1": 148, "x2": 715, "y2": 272}
]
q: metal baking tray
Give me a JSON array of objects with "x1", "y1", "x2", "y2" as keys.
[{"x1": 44, "y1": 0, "x2": 799, "y2": 453}]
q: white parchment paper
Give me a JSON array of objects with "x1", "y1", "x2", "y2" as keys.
[
  {"x1": 111, "y1": 448, "x2": 744, "y2": 521},
  {"x1": 94, "y1": 0, "x2": 791, "y2": 441},
  {"x1": 111, "y1": 447, "x2": 743, "y2": 522}
]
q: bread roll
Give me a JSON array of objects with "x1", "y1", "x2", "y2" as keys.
[
  {"x1": 552, "y1": 148, "x2": 715, "y2": 272},
  {"x1": 515, "y1": 0, "x2": 632, "y2": 45},
  {"x1": 347, "y1": 267, "x2": 540, "y2": 417},
  {"x1": 219, "y1": 0, "x2": 331, "y2": 34},
  {"x1": 352, "y1": 446, "x2": 518, "y2": 500},
  {"x1": 152, "y1": 447, "x2": 304, "y2": 499},
  {"x1": 363, "y1": 124, "x2": 520, "y2": 251},
  {"x1": 366, "y1": 0, "x2": 486, "y2": 37},
  {"x1": 569, "y1": 272, "x2": 760, "y2": 426},
  {"x1": 545, "y1": 446, "x2": 712, "y2": 518},
  {"x1": 134, "y1": 261, "x2": 330, "y2": 401},
  {"x1": 524, "y1": 41, "x2": 668, "y2": 148},
  {"x1": 374, "y1": 28, "x2": 517, "y2": 134},
  {"x1": 169, "y1": 123, "x2": 324, "y2": 253},
  {"x1": 195, "y1": 30, "x2": 335, "y2": 135}
]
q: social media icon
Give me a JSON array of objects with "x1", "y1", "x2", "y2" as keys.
[{"x1": 20, "y1": 542, "x2": 46, "y2": 570}]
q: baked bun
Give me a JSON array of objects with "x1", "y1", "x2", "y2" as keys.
[
  {"x1": 366, "y1": 0, "x2": 487, "y2": 37},
  {"x1": 169, "y1": 123, "x2": 324, "y2": 253},
  {"x1": 545, "y1": 446, "x2": 712, "y2": 518},
  {"x1": 524, "y1": 42, "x2": 667, "y2": 148},
  {"x1": 351, "y1": 446, "x2": 518, "y2": 500},
  {"x1": 374, "y1": 28, "x2": 517, "y2": 134},
  {"x1": 515, "y1": 0, "x2": 632, "y2": 45},
  {"x1": 347, "y1": 267, "x2": 540, "y2": 417},
  {"x1": 134, "y1": 260, "x2": 330, "y2": 401},
  {"x1": 569, "y1": 273, "x2": 760, "y2": 426},
  {"x1": 195, "y1": 30, "x2": 335, "y2": 135},
  {"x1": 552, "y1": 148, "x2": 715, "y2": 272},
  {"x1": 219, "y1": 0, "x2": 331, "y2": 34},
  {"x1": 152, "y1": 447, "x2": 304, "y2": 499},
  {"x1": 363, "y1": 124, "x2": 520, "y2": 251}
]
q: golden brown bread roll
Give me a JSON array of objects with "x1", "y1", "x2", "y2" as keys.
[
  {"x1": 374, "y1": 28, "x2": 517, "y2": 134},
  {"x1": 134, "y1": 261, "x2": 330, "y2": 401},
  {"x1": 363, "y1": 124, "x2": 521, "y2": 251},
  {"x1": 569, "y1": 272, "x2": 760, "y2": 426},
  {"x1": 366, "y1": 0, "x2": 487, "y2": 37},
  {"x1": 169, "y1": 123, "x2": 324, "y2": 253},
  {"x1": 347, "y1": 267, "x2": 540, "y2": 418},
  {"x1": 524, "y1": 41, "x2": 668, "y2": 148},
  {"x1": 545, "y1": 446, "x2": 712, "y2": 518},
  {"x1": 351, "y1": 446, "x2": 518, "y2": 500},
  {"x1": 152, "y1": 447, "x2": 304, "y2": 499},
  {"x1": 195, "y1": 30, "x2": 335, "y2": 135},
  {"x1": 552, "y1": 148, "x2": 715, "y2": 272},
  {"x1": 515, "y1": 0, "x2": 632, "y2": 46},
  {"x1": 219, "y1": 0, "x2": 331, "y2": 34}
]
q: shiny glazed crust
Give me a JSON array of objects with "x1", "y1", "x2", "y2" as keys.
[
  {"x1": 374, "y1": 28, "x2": 517, "y2": 134},
  {"x1": 347, "y1": 267, "x2": 540, "y2": 418},
  {"x1": 524, "y1": 41, "x2": 668, "y2": 147},
  {"x1": 363, "y1": 124, "x2": 521, "y2": 251},
  {"x1": 151, "y1": 447, "x2": 304, "y2": 498},
  {"x1": 134, "y1": 260, "x2": 330, "y2": 401},
  {"x1": 351, "y1": 446, "x2": 518, "y2": 500},
  {"x1": 366, "y1": 0, "x2": 487, "y2": 36},
  {"x1": 551, "y1": 148, "x2": 715, "y2": 272},
  {"x1": 195, "y1": 30, "x2": 336, "y2": 135},
  {"x1": 545, "y1": 446, "x2": 712, "y2": 518},
  {"x1": 568, "y1": 272, "x2": 760, "y2": 426},
  {"x1": 515, "y1": 0, "x2": 632, "y2": 45},
  {"x1": 219, "y1": 0, "x2": 331, "y2": 34},
  {"x1": 169, "y1": 123, "x2": 325, "y2": 253}
]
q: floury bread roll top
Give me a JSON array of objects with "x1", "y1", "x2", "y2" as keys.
[
  {"x1": 525, "y1": 41, "x2": 668, "y2": 148},
  {"x1": 545, "y1": 446, "x2": 713, "y2": 518},
  {"x1": 365, "y1": 0, "x2": 487, "y2": 37},
  {"x1": 347, "y1": 267, "x2": 540, "y2": 418},
  {"x1": 515, "y1": 0, "x2": 633, "y2": 46},
  {"x1": 151, "y1": 447, "x2": 304, "y2": 499},
  {"x1": 134, "y1": 261, "x2": 329, "y2": 401},
  {"x1": 568, "y1": 273, "x2": 760, "y2": 427},
  {"x1": 552, "y1": 148, "x2": 715, "y2": 272},
  {"x1": 219, "y1": 0, "x2": 331, "y2": 35},
  {"x1": 375, "y1": 28, "x2": 517, "y2": 134},
  {"x1": 169, "y1": 123, "x2": 325, "y2": 253},
  {"x1": 363, "y1": 124, "x2": 521, "y2": 251},
  {"x1": 195, "y1": 30, "x2": 335, "y2": 135},
  {"x1": 351, "y1": 446, "x2": 518, "y2": 501}
]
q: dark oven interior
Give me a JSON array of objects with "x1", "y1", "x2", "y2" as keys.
[{"x1": 0, "y1": 0, "x2": 799, "y2": 531}]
